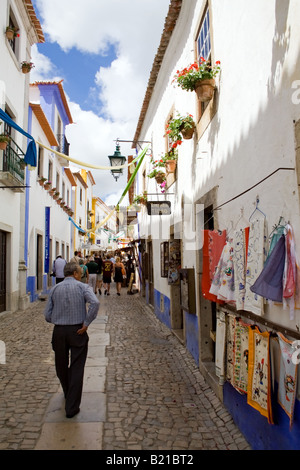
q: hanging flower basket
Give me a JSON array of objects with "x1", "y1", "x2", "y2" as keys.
[
  {"x1": 195, "y1": 78, "x2": 216, "y2": 102},
  {"x1": 0, "y1": 141, "x2": 8, "y2": 150},
  {"x1": 5, "y1": 27, "x2": 19, "y2": 40},
  {"x1": 165, "y1": 160, "x2": 177, "y2": 173},
  {"x1": 180, "y1": 122, "x2": 195, "y2": 139},
  {"x1": 21, "y1": 61, "x2": 35, "y2": 74},
  {"x1": 155, "y1": 171, "x2": 166, "y2": 185}
]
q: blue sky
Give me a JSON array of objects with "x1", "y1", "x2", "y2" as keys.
[{"x1": 30, "y1": 0, "x2": 171, "y2": 204}]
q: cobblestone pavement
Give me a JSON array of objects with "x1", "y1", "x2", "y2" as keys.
[
  {"x1": 0, "y1": 286, "x2": 251, "y2": 451},
  {"x1": 102, "y1": 289, "x2": 250, "y2": 450}
]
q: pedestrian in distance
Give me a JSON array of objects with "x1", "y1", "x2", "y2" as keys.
[
  {"x1": 79, "y1": 258, "x2": 89, "y2": 284},
  {"x1": 70, "y1": 251, "x2": 81, "y2": 264},
  {"x1": 102, "y1": 255, "x2": 113, "y2": 295},
  {"x1": 86, "y1": 256, "x2": 99, "y2": 294},
  {"x1": 94, "y1": 253, "x2": 103, "y2": 295},
  {"x1": 44, "y1": 262, "x2": 100, "y2": 418},
  {"x1": 126, "y1": 255, "x2": 135, "y2": 287},
  {"x1": 52, "y1": 255, "x2": 67, "y2": 284},
  {"x1": 113, "y1": 256, "x2": 126, "y2": 296}
]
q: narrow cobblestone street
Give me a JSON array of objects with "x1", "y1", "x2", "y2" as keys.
[{"x1": 0, "y1": 286, "x2": 251, "y2": 451}]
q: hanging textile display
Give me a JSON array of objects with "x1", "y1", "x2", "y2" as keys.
[
  {"x1": 250, "y1": 234, "x2": 286, "y2": 303},
  {"x1": 277, "y1": 332, "x2": 298, "y2": 427},
  {"x1": 283, "y1": 224, "x2": 300, "y2": 320},
  {"x1": 233, "y1": 319, "x2": 250, "y2": 393},
  {"x1": 215, "y1": 310, "x2": 227, "y2": 384},
  {"x1": 233, "y1": 227, "x2": 249, "y2": 311},
  {"x1": 202, "y1": 230, "x2": 226, "y2": 303},
  {"x1": 247, "y1": 327, "x2": 273, "y2": 424},
  {"x1": 226, "y1": 313, "x2": 237, "y2": 384},
  {"x1": 244, "y1": 218, "x2": 266, "y2": 316},
  {"x1": 209, "y1": 239, "x2": 236, "y2": 303}
]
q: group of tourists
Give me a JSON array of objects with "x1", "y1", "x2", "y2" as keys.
[{"x1": 52, "y1": 250, "x2": 135, "y2": 297}]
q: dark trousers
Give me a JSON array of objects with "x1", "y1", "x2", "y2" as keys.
[{"x1": 51, "y1": 325, "x2": 89, "y2": 416}]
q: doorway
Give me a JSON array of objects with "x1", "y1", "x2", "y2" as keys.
[
  {"x1": 36, "y1": 234, "x2": 43, "y2": 291},
  {"x1": 0, "y1": 231, "x2": 7, "y2": 312},
  {"x1": 147, "y1": 240, "x2": 154, "y2": 306}
]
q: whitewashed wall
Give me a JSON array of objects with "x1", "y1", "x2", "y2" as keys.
[{"x1": 135, "y1": 0, "x2": 300, "y2": 331}]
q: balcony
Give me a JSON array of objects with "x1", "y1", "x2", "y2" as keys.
[
  {"x1": 0, "y1": 137, "x2": 25, "y2": 192},
  {"x1": 56, "y1": 134, "x2": 70, "y2": 156}
]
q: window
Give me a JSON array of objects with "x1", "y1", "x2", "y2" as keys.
[
  {"x1": 79, "y1": 187, "x2": 82, "y2": 204},
  {"x1": 6, "y1": 11, "x2": 19, "y2": 56},
  {"x1": 195, "y1": 4, "x2": 216, "y2": 129},
  {"x1": 37, "y1": 146, "x2": 44, "y2": 178},
  {"x1": 48, "y1": 160, "x2": 52, "y2": 183},
  {"x1": 196, "y1": 6, "x2": 211, "y2": 63}
]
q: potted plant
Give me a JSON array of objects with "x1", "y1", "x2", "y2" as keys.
[
  {"x1": 173, "y1": 58, "x2": 221, "y2": 101},
  {"x1": 133, "y1": 191, "x2": 148, "y2": 206},
  {"x1": 53, "y1": 191, "x2": 60, "y2": 200},
  {"x1": 44, "y1": 180, "x2": 52, "y2": 190},
  {"x1": 5, "y1": 26, "x2": 19, "y2": 40},
  {"x1": 163, "y1": 148, "x2": 178, "y2": 173},
  {"x1": 0, "y1": 133, "x2": 10, "y2": 151},
  {"x1": 38, "y1": 176, "x2": 47, "y2": 186},
  {"x1": 21, "y1": 61, "x2": 35, "y2": 74},
  {"x1": 49, "y1": 187, "x2": 56, "y2": 196},
  {"x1": 165, "y1": 113, "x2": 196, "y2": 141},
  {"x1": 148, "y1": 169, "x2": 166, "y2": 185}
]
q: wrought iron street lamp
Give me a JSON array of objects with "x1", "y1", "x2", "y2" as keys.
[{"x1": 108, "y1": 142, "x2": 126, "y2": 181}]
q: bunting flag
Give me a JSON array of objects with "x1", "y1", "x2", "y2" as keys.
[{"x1": 0, "y1": 108, "x2": 37, "y2": 167}]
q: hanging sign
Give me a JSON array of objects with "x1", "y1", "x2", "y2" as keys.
[{"x1": 147, "y1": 201, "x2": 171, "y2": 215}]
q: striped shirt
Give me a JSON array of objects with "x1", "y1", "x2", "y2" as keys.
[{"x1": 44, "y1": 277, "x2": 100, "y2": 327}]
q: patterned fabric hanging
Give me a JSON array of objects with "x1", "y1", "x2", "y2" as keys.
[
  {"x1": 244, "y1": 218, "x2": 266, "y2": 316},
  {"x1": 233, "y1": 227, "x2": 249, "y2": 311},
  {"x1": 226, "y1": 313, "x2": 237, "y2": 384},
  {"x1": 233, "y1": 319, "x2": 250, "y2": 393},
  {"x1": 202, "y1": 230, "x2": 226, "y2": 303},
  {"x1": 247, "y1": 327, "x2": 273, "y2": 424},
  {"x1": 209, "y1": 239, "x2": 236, "y2": 303},
  {"x1": 277, "y1": 332, "x2": 298, "y2": 427}
]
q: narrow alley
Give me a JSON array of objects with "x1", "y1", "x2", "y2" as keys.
[{"x1": 0, "y1": 285, "x2": 250, "y2": 452}]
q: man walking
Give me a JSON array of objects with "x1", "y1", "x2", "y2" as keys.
[
  {"x1": 44, "y1": 262, "x2": 100, "y2": 418},
  {"x1": 52, "y1": 255, "x2": 67, "y2": 284},
  {"x1": 86, "y1": 256, "x2": 99, "y2": 294}
]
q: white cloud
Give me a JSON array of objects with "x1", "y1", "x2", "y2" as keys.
[{"x1": 31, "y1": 0, "x2": 170, "y2": 204}]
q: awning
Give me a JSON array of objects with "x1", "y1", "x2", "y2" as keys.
[{"x1": 0, "y1": 108, "x2": 37, "y2": 167}]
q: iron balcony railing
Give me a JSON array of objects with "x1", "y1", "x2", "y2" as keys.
[
  {"x1": 1, "y1": 137, "x2": 25, "y2": 185},
  {"x1": 56, "y1": 134, "x2": 70, "y2": 156}
]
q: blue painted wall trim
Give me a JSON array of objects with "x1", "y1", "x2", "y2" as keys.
[
  {"x1": 184, "y1": 311, "x2": 199, "y2": 365},
  {"x1": 223, "y1": 381, "x2": 300, "y2": 450},
  {"x1": 153, "y1": 288, "x2": 171, "y2": 328}
]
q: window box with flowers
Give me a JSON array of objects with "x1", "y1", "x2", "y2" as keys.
[
  {"x1": 173, "y1": 58, "x2": 221, "y2": 102},
  {"x1": 21, "y1": 61, "x2": 35, "y2": 74}
]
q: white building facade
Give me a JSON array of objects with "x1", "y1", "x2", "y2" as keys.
[
  {"x1": 133, "y1": 0, "x2": 300, "y2": 449},
  {"x1": 0, "y1": 0, "x2": 44, "y2": 313}
]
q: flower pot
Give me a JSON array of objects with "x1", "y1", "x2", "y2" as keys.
[
  {"x1": 155, "y1": 172, "x2": 166, "y2": 184},
  {"x1": 180, "y1": 125, "x2": 195, "y2": 140},
  {"x1": 22, "y1": 66, "x2": 31, "y2": 74},
  {"x1": 195, "y1": 78, "x2": 215, "y2": 102},
  {"x1": 5, "y1": 29, "x2": 15, "y2": 40},
  {"x1": 0, "y1": 141, "x2": 8, "y2": 150},
  {"x1": 44, "y1": 183, "x2": 51, "y2": 190},
  {"x1": 165, "y1": 160, "x2": 177, "y2": 173}
]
